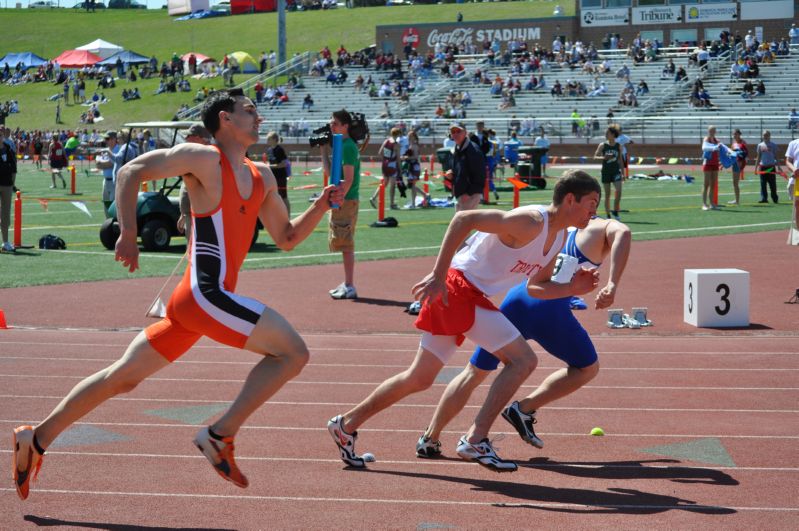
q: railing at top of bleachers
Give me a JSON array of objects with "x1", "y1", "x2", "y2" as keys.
[{"x1": 259, "y1": 114, "x2": 798, "y2": 146}]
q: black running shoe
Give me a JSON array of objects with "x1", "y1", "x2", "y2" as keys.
[
  {"x1": 501, "y1": 401, "x2": 544, "y2": 448},
  {"x1": 416, "y1": 434, "x2": 442, "y2": 458}
]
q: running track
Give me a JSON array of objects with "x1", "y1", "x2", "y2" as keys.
[{"x1": 1, "y1": 231, "x2": 797, "y2": 529}]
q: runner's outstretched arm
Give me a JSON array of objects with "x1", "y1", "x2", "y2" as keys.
[{"x1": 596, "y1": 220, "x2": 632, "y2": 309}]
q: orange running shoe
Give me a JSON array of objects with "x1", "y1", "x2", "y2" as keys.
[
  {"x1": 12, "y1": 425, "x2": 45, "y2": 500},
  {"x1": 193, "y1": 426, "x2": 248, "y2": 488}
]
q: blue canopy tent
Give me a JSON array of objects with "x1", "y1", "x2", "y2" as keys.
[
  {"x1": 0, "y1": 52, "x2": 49, "y2": 70},
  {"x1": 97, "y1": 50, "x2": 150, "y2": 66}
]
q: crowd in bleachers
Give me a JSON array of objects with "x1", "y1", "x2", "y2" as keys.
[{"x1": 684, "y1": 29, "x2": 794, "y2": 110}]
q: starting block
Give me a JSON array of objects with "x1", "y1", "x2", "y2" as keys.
[
  {"x1": 607, "y1": 309, "x2": 625, "y2": 328},
  {"x1": 630, "y1": 307, "x2": 653, "y2": 327},
  {"x1": 607, "y1": 308, "x2": 654, "y2": 329}
]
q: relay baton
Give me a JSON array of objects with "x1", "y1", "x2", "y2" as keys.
[{"x1": 330, "y1": 133, "x2": 343, "y2": 209}]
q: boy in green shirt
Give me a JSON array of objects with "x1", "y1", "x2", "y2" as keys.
[{"x1": 324, "y1": 109, "x2": 361, "y2": 299}]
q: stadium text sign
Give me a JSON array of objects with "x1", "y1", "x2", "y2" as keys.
[
  {"x1": 377, "y1": 19, "x2": 553, "y2": 55},
  {"x1": 685, "y1": 3, "x2": 737, "y2": 23},
  {"x1": 580, "y1": 8, "x2": 629, "y2": 28},
  {"x1": 631, "y1": 5, "x2": 682, "y2": 26}
]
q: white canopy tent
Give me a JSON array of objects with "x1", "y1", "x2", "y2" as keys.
[{"x1": 76, "y1": 39, "x2": 124, "y2": 60}]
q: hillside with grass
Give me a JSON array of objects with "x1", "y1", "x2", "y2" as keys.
[{"x1": 0, "y1": 2, "x2": 574, "y2": 130}]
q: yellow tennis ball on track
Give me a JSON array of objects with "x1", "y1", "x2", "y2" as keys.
[{"x1": 590, "y1": 427, "x2": 605, "y2": 436}]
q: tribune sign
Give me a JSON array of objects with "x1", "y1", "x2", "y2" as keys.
[
  {"x1": 580, "y1": 8, "x2": 629, "y2": 28},
  {"x1": 631, "y1": 5, "x2": 682, "y2": 26},
  {"x1": 377, "y1": 19, "x2": 552, "y2": 55}
]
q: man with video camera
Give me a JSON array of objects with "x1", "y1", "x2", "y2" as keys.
[{"x1": 315, "y1": 109, "x2": 366, "y2": 300}]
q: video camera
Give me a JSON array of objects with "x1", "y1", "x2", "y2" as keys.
[{"x1": 308, "y1": 111, "x2": 369, "y2": 147}]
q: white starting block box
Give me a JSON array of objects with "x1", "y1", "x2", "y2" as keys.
[{"x1": 684, "y1": 269, "x2": 750, "y2": 327}]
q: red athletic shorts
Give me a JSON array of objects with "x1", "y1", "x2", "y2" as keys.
[{"x1": 415, "y1": 268, "x2": 499, "y2": 346}]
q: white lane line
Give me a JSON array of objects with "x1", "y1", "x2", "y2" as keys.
[
  {"x1": 0, "y1": 487, "x2": 796, "y2": 512},
  {"x1": 2, "y1": 356, "x2": 798, "y2": 372},
  {"x1": 3, "y1": 341, "x2": 798, "y2": 356},
  {"x1": 634, "y1": 221, "x2": 790, "y2": 235},
  {"x1": 1, "y1": 374, "x2": 797, "y2": 391},
  {"x1": 244, "y1": 245, "x2": 442, "y2": 263},
  {"x1": 2, "y1": 333, "x2": 798, "y2": 342},
  {"x1": 0, "y1": 449, "x2": 797, "y2": 473},
  {"x1": 2, "y1": 395, "x2": 795, "y2": 413},
  {"x1": 1, "y1": 420, "x2": 797, "y2": 439}
]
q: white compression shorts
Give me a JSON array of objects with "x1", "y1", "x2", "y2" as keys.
[{"x1": 420, "y1": 306, "x2": 521, "y2": 364}]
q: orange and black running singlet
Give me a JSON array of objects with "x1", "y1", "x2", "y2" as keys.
[{"x1": 145, "y1": 146, "x2": 266, "y2": 361}]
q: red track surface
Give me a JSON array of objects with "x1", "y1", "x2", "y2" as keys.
[{"x1": 1, "y1": 231, "x2": 798, "y2": 529}]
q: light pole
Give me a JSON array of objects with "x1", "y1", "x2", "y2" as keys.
[{"x1": 278, "y1": 0, "x2": 286, "y2": 65}]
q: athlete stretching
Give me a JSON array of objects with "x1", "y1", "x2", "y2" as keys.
[
  {"x1": 327, "y1": 170, "x2": 600, "y2": 472},
  {"x1": 416, "y1": 216, "x2": 631, "y2": 458},
  {"x1": 12, "y1": 89, "x2": 343, "y2": 499}
]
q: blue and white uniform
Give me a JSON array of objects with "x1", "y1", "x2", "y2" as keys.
[{"x1": 470, "y1": 227, "x2": 599, "y2": 371}]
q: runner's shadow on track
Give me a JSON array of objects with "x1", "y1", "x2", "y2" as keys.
[
  {"x1": 521, "y1": 457, "x2": 739, "y2": 485},
  {"x1": 23, "y1": 515, "x2": 236, "y2": 531},
  {"x1": 351, "y1": 297, "x2": 410, "y2": 308},
  {"x1": 368, "y1": 469, "x2": 736, "y2": 515}
]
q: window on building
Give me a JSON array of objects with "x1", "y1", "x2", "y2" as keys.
[
  {"x1": 638, "y1": 0, "x2": 665, "y2": 5},
  {"x1": 705, "y1": 27, "x2": 730, "y2": 43},
  {"x1": 640, "y1": 30, "x2": 664, "y2": 44},
  {"x1": 606, "y1": 0, "x2": 632, "y2": 7},
  {"x1": 580, "y1": 0, "x2": 602, "y2": 8},
  {"x1": 668, "y1": 0, "x2": 694, "y2": 5},
  {"x1": 671, "y1": 29, "x2": 698, "y2": 47}
]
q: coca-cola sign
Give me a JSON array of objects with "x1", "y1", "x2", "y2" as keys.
[
  {"x1": 378, "y1": 18, "x2": 554, "y2": 55},
  {"x1": 402, "y1": 27, "x2": 420, "y2": 48}
]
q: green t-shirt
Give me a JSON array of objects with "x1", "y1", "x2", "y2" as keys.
[
  {"x1": 65, "y1": 136, "x2": 80, "y2": 150},
  {"x1": 342, "y1": 137, "x2": 361, "y2": 201}
]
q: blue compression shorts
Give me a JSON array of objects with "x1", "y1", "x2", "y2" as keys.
[{"x1": 470, "y1": 282, "x2": 598, "y2": 371}]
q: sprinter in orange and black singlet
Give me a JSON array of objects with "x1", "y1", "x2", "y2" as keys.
[{"x1": 12, "y1": 89, "x2": 344, "y2": 500}]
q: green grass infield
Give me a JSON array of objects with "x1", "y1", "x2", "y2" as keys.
[{"x1": 0, "y1": 160, "x2": 792, "y2": 288}]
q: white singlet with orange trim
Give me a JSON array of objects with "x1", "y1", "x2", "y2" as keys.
[{"x1": 450, "y1": 205, "x2": 564, "y2": 296}]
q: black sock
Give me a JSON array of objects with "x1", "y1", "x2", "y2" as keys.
[
  {"x1": 33, "y1": 433, "x2": 46, "y2": 455},
  {"x1": 207, "y1": 426, "x2": 225, "y2": 441}
]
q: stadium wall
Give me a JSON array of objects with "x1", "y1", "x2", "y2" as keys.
[
  {"x1": 578, "y1": 1, "x2": 797, "y2": 47},
  {"x1": 377, "y1": 2, "x2": 796, "y2": 54}
]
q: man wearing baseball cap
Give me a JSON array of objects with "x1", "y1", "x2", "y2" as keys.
[
  {"x1": 182, "y1": 123, "x2": 212, "y2": 143},
  {"x1": 448, "y1": 122, "x2": 486, "y2": 211}
]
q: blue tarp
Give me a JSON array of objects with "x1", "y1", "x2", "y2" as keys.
[
  {"x1": 97, "y1": 50, "x2": 150, "y2": 66},
  {"x1": 0, "y1": 52, "x2": 48, "y2": 70},
  {"x1": 174, "y1": 10, "x2": 227, "y2": 21}
]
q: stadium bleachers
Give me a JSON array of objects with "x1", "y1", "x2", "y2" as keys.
[{"x1": 237, "y1": 44, "x2": 797, "y2": 146}]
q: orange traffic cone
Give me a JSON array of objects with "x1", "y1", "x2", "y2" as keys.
[{"x1": 0, "y1": 309, "x2": 8, "y2": 329}]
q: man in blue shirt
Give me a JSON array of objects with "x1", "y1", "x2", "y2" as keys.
[{"x1": 755, "y1": 130, "x2": 781, "y2": 204}]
